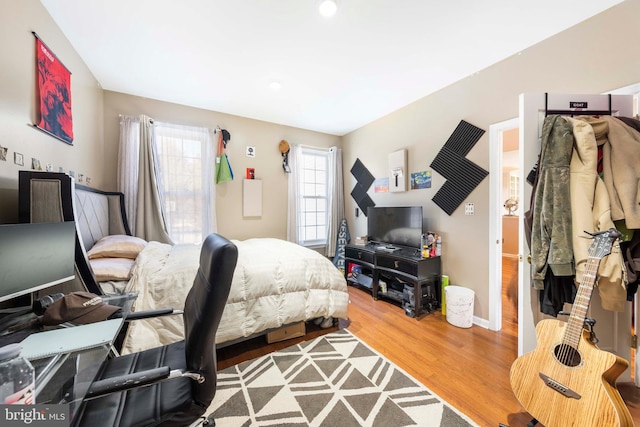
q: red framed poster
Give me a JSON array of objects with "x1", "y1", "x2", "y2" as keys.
[{"x1": 34, "y1": 32, "x2": 73, "y2": 144}]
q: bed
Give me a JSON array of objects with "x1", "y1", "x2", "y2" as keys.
[{"x1": 17, "y1": 171, "x2": 349, "y2": 350}]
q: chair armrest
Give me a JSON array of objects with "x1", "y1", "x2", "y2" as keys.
[
  {"x1": 101, "y1": 292, "x2": 138, "y2": 306},
  {"x1": 109, "y1": 308, "x2": 183, "y2": 320},
  {"x1": 85, "y1": 366, "x2": 171, "y2": 399},
  {"x1": 123, "y1": 308, "x2": 176, "y2": 320}
]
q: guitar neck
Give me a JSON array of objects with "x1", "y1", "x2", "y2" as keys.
[{"x1": 563, "y1": 256, "x2": 600, "y2": 348}]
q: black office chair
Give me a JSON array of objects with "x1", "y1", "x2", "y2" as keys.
[{"x1": 73, "y1": 233, "x2": 238, "y2": 427}]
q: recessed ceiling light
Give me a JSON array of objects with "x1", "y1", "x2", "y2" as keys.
[
  {"x1": 269, "y1": 81, "x2": 282, "y2": 91},
  {"x1": 319, "y1": 0, "x2": 337, "y2": 17}
]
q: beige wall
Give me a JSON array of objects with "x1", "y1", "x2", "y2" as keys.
[
  {"x1": 0, "y1": 0, "x2": 105, "y2": 223},
  {"x1": 342, "y1": 0, "x2": 640, "y2": 322},
  {"x1": 0, "y1": 0, "x2": 340, "y2": 240},
  {"x1": 103, "y1": 91, "x2": 340, "y2": 241},
  {"x1": 3, "y1": 0, "x2": 640, "y2": 322}
]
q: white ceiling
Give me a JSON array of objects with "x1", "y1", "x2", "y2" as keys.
[{"x1": 40, "y1": 0, "x2": 622, "y2": 136}]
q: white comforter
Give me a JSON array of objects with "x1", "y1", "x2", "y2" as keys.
[{"x1": 122, "y1": 238, "x2": 349, "y2": 353}]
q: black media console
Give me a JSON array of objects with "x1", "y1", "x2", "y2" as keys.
[{"x1": 344, "y1": 243, "x2": 441, "y2": 317}]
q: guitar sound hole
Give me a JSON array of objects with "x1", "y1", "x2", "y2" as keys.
[{"x1": 553, "y1": 344, "x2": 581, "y2": 367}]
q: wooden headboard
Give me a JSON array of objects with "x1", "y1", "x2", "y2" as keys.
[{"x1": 18, "y1": 171, "x2": 131, "y2": 295}]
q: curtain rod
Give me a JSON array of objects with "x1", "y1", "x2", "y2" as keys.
[
  {"x1": 298, "y1": 144, "x2": 335, "y2": 151},
  {"x1": 119, "y1": 114, "x2": 154, "y2": 124}
]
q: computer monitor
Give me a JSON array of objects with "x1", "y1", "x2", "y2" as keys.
[{"x1": 0, "y1": 221, "x2": 76, "y2": 303}]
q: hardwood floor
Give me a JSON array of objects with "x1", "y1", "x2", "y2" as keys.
[{"x1": 217, "y1": 267, "x2": 640, "y2": 426}]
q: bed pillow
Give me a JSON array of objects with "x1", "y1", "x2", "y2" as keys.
[
  {"x1": 89, "y1": 258, "x2": 135, "y2": 282},
  {"x1": 87, "y1": 235, "x2": 147, "y2": 260}
]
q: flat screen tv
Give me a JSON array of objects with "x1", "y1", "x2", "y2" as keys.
[{"x1": 367, "y1": 206, "x2": 423, "y2": 249}]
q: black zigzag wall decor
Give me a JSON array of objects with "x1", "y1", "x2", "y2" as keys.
[
  {"x1": 350, "y1": 158, "x2": 375, "y2": 216},
  {"x1": 430, "y1": 120, "x2": 488, "y2": 216}
]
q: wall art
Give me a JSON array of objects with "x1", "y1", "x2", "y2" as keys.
[
  {"x1": 388, "y1": 149, "x2": 407, "y2": 192},
  {"x1": 31, "y1": 158, "x2": 42, "y2": 171},
  {"x1": 430, "y1": 120, "x2": 488, "y2": 215},
  {"x1": 349, "y1": 158, "x2": 375, "y2": 216},
  {"x1": 33, "y1": 32, "x2": 73, "y2": 145},
  {"x1": 374, "y1": 177, "x2": 389, "y2": 193},
  {"x1": 410, "y1": 170, "x2": 432, "y2": 189}
]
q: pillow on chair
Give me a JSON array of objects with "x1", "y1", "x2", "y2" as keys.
[
  {"x1": 88, "y1": 235, "x2": 147, "y2": 260},
  {"x1": 89, "y1": 258, "x2": 135, "y2": 282}
]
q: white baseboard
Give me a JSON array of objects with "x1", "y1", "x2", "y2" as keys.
[{"x1": 472, "y1": 316, "x2": 490, "y2": 329}]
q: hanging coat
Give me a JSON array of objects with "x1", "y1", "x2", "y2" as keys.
[
  {"x1": 579, "y1": 116, "x2": 640, "y2": 228},
  {"x1": 568, "y1": 117, "x2": 627, "y2": 312},
  {"x1": 531, "y1": 115, "x2": 575, "y2": 290}
]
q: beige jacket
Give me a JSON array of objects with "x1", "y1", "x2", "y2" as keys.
[
  {"x1": 569, "y1": 117, "x2": 627, "y2": 312},
  {"x1": 579, "y1": 116, "x2": 640, "y2": 229}
]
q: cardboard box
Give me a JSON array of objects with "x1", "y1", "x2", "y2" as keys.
[{"x1": 266, "y1": 322, "x2": 306, "y2": 343}]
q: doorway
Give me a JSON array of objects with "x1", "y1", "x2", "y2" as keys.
[
  {"x1": 501, "y1": 127, "x2": 520, "y2": 332},
  {"x1": 488, "y1": 118, "x2": 519, "y2": 332}
]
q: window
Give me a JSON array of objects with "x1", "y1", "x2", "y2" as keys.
[
  {"x1": 298, "y1": 147, "x2": 329, "y2": 246},
  {"x1": 508, "y1": 170, "x2": 520, "y2": 202},
  {"x1": 155, "y1": 123, "x2": 215, "y2": 244}
]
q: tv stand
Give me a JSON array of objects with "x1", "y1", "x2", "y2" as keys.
[{"x1": 345, "y1": 244, "x2": 441, "y2": 317}]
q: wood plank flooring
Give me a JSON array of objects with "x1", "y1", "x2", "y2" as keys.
[{"x1": 216, "y1": 262, "x2": 640, "y2": 426}]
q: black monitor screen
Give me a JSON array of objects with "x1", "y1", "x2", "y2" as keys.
[
  {"x1": 0, "y1": 221, "x2": 76, "y2": 303},
  {"x1": 367, "y1": 206, "x2": 423, "y2": 248}
]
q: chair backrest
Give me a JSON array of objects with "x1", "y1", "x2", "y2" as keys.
[{"x1": 183, "y1": 233, "x2": 237, "y2": 406}]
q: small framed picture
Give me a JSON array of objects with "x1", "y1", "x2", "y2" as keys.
[
  {"x1": 0, "y1": 146, "x2": 7, "y2": 161},
  {"x1": 31, "y1": 158, "x2": 42, "y2": 171},
  {"x1": 14, "y1": 152, "x2": 24, "y2": 166}
]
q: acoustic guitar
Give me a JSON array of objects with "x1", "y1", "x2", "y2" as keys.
[{"x1": 510, "y1": 228, "x2": 634, "y2": 427}]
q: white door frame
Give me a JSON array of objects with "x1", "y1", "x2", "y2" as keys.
[{"x1": 488, "y1": 117, "x2": 519, "y2": 331}]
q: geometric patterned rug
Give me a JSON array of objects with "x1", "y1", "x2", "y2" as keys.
[{"x1": 207, "y1": 329, "x2": 478, "y2": 426}]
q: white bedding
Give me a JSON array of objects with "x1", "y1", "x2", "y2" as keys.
[{"x1": 122, "y1": 238, "x2": 349, "y2": 353}]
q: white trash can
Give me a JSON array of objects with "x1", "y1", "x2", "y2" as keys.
[{"x1": 444, "y1": 286, "x2": 474, "y2": 328}]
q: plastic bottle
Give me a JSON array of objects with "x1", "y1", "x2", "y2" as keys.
[
  {"x1": 0, "y1": 344, "x2": 35, "y2": 404},
  {"x1": 435, "y1": 236, "x2": 442, "y2": 257},
  {"x1": 421, "y1": 234, "x2": 429, "y2": 258}
]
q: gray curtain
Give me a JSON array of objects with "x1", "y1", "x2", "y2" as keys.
[
  {"x1": 117, "y1": 115, "x2": 140, "y2": 235},
  {"x1": 118, "y1": 114, "x2": 173, "y2": 244},
  {"x1": 326, "y1": 146, "x2": 345, "y2": 256}
]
